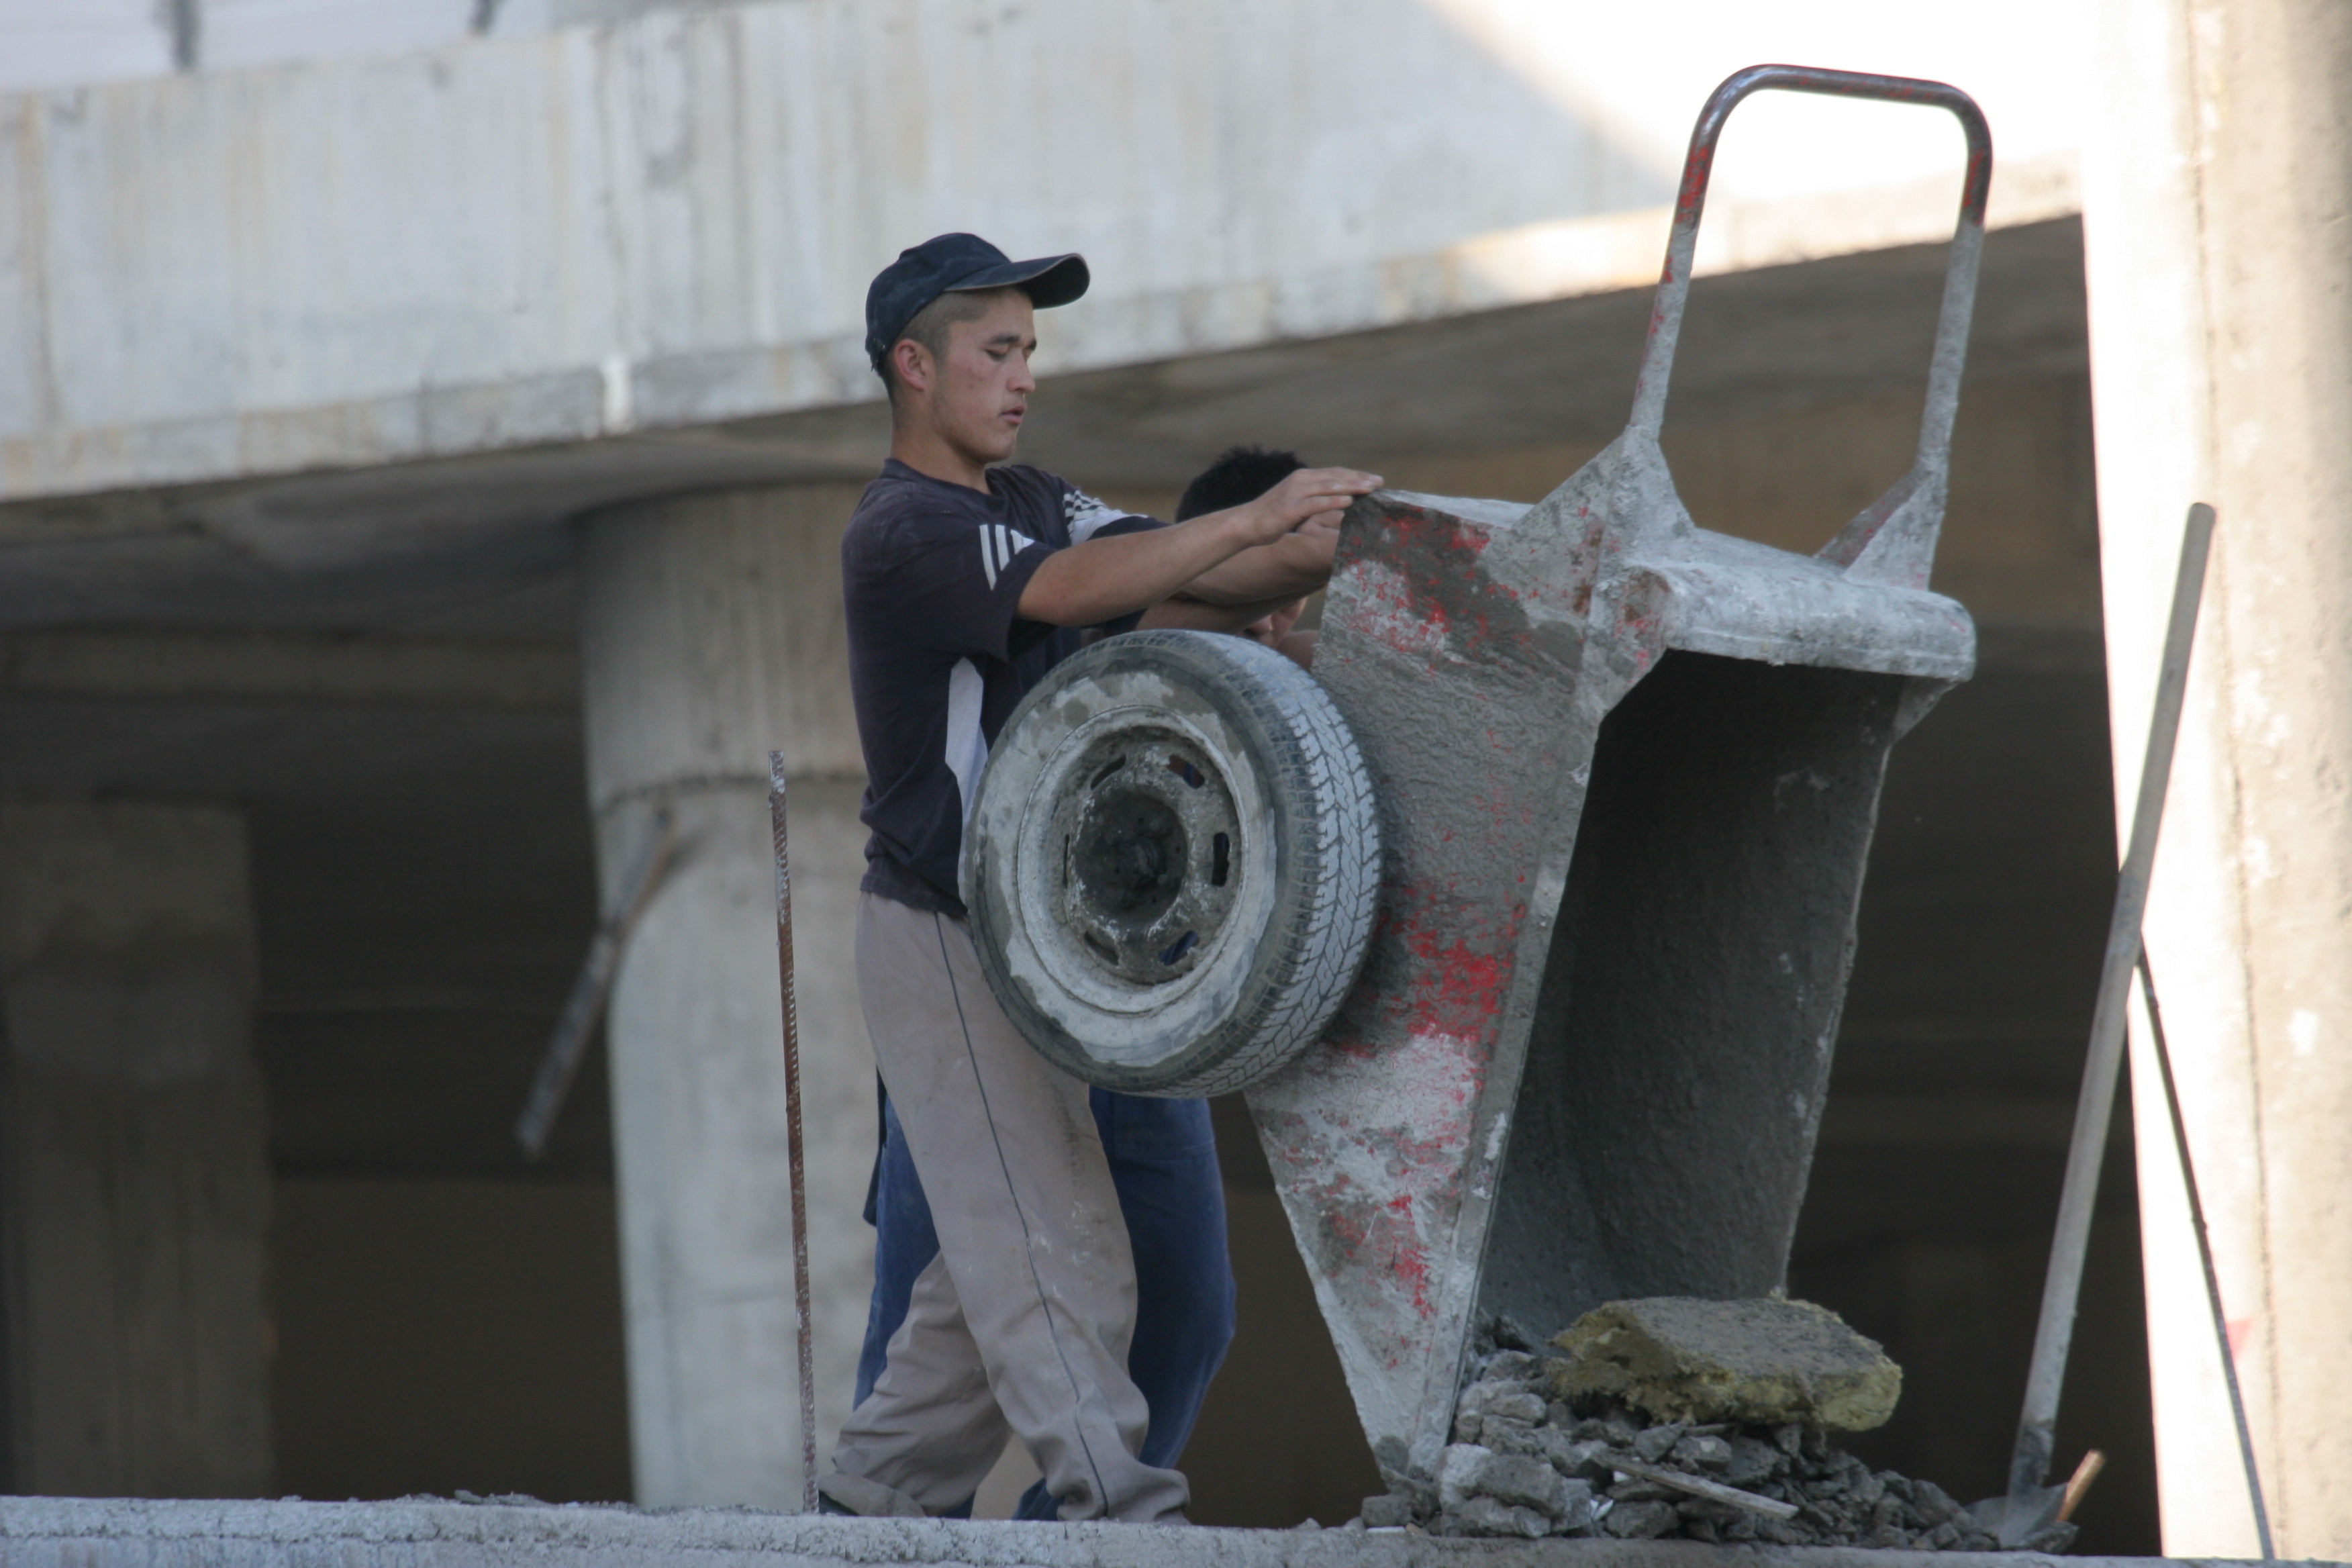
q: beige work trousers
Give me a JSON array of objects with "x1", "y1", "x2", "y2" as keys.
[{"x1": 824, "y1": 892, "x2": 1191, "y2": 1523}]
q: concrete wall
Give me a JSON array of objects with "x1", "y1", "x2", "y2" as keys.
[
  {"x1": 0, "y1": 0, "x2": 2088, "y2": 509},
  {"x1": 0, "y1": 799, "x2": 273, "y2": 1498},
  {"x1": 2082, "y1": 0, "x2": 2352, "y2": 1556},
  {"x1": 0, "y1": 0, "x2": 750, "y2": 93}
]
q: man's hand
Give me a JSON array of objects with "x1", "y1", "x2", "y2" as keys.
[
  {"x1": 1017, "y1": 467, "x2": 1380, "y2": 628},
  {"x1": 1172, "y1": 469, "x2": 1369, "y2": 608},
  {"x1": 1225, "y1": 469, "x2": 1383, "y2": 548}
]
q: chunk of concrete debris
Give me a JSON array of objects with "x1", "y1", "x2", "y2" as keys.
[
  {"x1": 1549, "y1": 1297, "x2": 1902, "y2": 1430},
  {"x1": 1477, "y1": 1418, "x2": 1549, "y2": 1459},
  {"x1": 1720, "y1": 1433, "x2": 1785, "y2": 1487},
  {"x1": 1674, "y1": 1432, "x2": 1734, "y2": 1471},
  {"x1": 1416, "y1": 1326, "x2": 1994, "y2": 1550},
  {"x1": 1633, "y1": 1422, "x2": 1685, "y2": 1462},
  {"x1": 1551, "y1": 1434, "x2": 1614, "y2": 1481},
  {"x1": 1456, "y1": 1375, "x2": 1547, "y2": 1429},
  {"x1": 1604, "y1": 1499, "x2": 1681, "y2": 1538},
  {"x1": 1451, "y1": 1496, "x2": 1550, "y2": 1538},
  {"x1": 1436, "y1": 1442, "x2": 1496, "y2": 1513},
  {"x1": 1439, "y1": 1444, "x2": 1571, "y2": 1518}
]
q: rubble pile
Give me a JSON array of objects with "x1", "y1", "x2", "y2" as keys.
[{"x1": 1361, "y1": 1297, "x2": 2064, "y2": 1552}]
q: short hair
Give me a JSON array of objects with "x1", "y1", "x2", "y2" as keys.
[
  {"x1": 875, "y1": 287, "x2": 1016, "y2": 401},
  {"x1": 1175, "y1": 445, "x2": 1306, "y2": 520}
]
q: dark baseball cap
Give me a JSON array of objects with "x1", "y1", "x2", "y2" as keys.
[{"x1": 864, "y1": 234, "x2": 1090, "y2": 373}]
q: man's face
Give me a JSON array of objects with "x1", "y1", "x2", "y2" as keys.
[{"x1": 910, "y1": 290, "x2": 1037, "y2": 467}]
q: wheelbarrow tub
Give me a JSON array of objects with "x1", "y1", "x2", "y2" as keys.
[{"x1": 1242, "y1": 478, "x2": 1974, "y2": 1481}]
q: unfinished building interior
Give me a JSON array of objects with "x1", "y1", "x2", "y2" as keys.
[
  {"x1": 0, "y1": 228, "x2": 2141, "y2": 1549},
  {"x1": 20, "y1": 0, "x2": 2341, "y2": 1558}
]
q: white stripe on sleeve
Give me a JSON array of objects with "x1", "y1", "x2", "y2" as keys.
[
  {"x1": 944, "y1": 658, "x2": 989, "y2": 824},
  {"x1": 979, "y1": 526, "x2": 999, "y2": 589},
  {"x1": 1064, "y1": 488, "x2": 1132, "y2": 545}
]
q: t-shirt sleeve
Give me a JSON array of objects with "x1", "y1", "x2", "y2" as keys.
[
  {"x1": 1056, "y1": 485, "x2": 1165, "y2": 632},
  {"x1": 869, "y1": 509, "x2": 1059, "y2": 664},
  {"x1": 1061, "y1": 485, "x2": 1163, "y2": 546}
]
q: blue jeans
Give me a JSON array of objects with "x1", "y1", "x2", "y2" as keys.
[{"x1": 856, "y1": 1088, "x2": 1236, "y2": 1520}]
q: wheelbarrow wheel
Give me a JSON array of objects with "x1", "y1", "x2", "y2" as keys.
[{"x1": 963, "y1": 629, "x2": 1379, "y2": 1097}]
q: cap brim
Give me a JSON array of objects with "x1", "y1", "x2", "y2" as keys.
[{"x1": 943, "y1": 252, "x2": 1090, "y2": 309}]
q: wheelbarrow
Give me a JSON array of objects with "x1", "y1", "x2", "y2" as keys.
[{"x1": 965, "y1": 62, "x2": 1988, "y2": 1491}]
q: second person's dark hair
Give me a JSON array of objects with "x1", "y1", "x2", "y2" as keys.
[{"x1": 1175, "y1": 445, "x2": 1306, "y2": 521}]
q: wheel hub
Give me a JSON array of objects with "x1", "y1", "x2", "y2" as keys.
[{"x1": 1051, "y1": 734, "x2": 1241, "y2": 987}]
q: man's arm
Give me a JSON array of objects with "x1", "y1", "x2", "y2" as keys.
[
  {"x1": 1163, "y1": 516, "x2": 1338, "y2": 607},
  {"x1": 1016, "y1": 469, "x2": 1377, "y2": 628},
  {"x1": 1136, "y1": 592, "x2": 1309, "y2": 634}
]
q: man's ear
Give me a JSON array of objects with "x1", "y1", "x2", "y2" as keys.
[{"x1": 891, "y1": 338, "x2": 933, "y2": 396}]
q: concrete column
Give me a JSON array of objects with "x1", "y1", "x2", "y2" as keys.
[
  {"x1": 579, "y1": 483, "x2": 876, "y2": 1508},
  {"x1": 2084, "y1": 1, "x2": 2352, "y2": 1555},
  {"x1": 0, "y1": 798, "x2": 273, "y2": 1497}
]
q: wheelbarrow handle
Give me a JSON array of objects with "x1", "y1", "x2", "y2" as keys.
[{"x1": 1627, "y1": 64, "x2": 1994, "y2": 462}]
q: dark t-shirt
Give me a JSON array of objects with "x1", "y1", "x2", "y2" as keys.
[{"x1": 843, "y1": 458, "x2": 1160, "y2": 916}]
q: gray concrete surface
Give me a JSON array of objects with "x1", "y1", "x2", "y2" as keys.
[
  {"x1": 0, "y1": 1496, "x2": 2268, "y2": 1568},
  {"x1": 0, "y1": 800, "x2": 272, "y2": 1496},
  {"x1": 0, "y1": 217, "x2": 2088, "y2": 652},
  {"x1": 0, "y1": 0, "x2": 2086, "y2": 511},
  {"x1": 2081, "y1": 0, "x2": 2352, "y2": 1555},
  {"x1": 577, "y1": 483, "x2": 873, "y2": 1506}
]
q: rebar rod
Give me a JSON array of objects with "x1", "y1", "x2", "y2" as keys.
[
  {"x1": 769, "y1": 752, "x2": 818, "y2": 1512},
  {"x1": 2136, "y1": 951, "x2": 2273, "y2": 1559},
  {"x1": 516, "y1": 807, "x2": 676, "y2": 1159},
  {"x1": 2008, "y1": 501, "x2": 2215, "y2": 1502}
]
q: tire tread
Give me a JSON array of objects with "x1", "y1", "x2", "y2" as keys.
[{"x1": 969, "y1": 630, "x2": 1379, "y2": 1096}]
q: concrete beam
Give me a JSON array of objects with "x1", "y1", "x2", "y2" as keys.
[
  {"x1": 0, "y1": 217, "x2": 2090, "y2": 640},
  {"x1": 0, "y1": 0, "x2": 2086, "y2": 510},
  {"x1": 0, "y1": 628, "x2": 577, "y2": 710},
  {"x1": 0, "y1": 1495, "x2": 2273, "y2": 1568}
]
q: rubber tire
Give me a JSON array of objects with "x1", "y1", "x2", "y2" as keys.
[{"x1": 963, "y1": 630, "x2": 1379, "y2": 1097}]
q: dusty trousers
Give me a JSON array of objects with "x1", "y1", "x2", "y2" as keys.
[{"x1": 824, "y1": 892, "x2": 1191, "y2": 1523}]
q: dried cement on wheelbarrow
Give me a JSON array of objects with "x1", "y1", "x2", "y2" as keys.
[{"x1": 1361, "y1": 1299, "x2": 2063, "y2": 1553}]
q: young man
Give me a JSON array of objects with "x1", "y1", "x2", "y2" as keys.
[
  {"x1": 824, "y1": 234, "x2": 1379, "y2": 1523},
  {"x1": 846, "y1": 440, "x2": 1336, "y2": 1522}
]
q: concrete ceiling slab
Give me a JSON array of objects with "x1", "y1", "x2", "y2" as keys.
[{"x1": 0, "y1": 219, "x2": 2084, "y2": 640}]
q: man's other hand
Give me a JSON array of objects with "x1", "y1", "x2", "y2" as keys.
[{"x1": 1017, "y1": 469, "x2": 1379, "y2": 628}]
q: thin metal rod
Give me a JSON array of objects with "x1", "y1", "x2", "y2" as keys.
[
  {"x1": 2009, "y1": 501, "x2": 2216, "y2": 1501},
  {"x1": 516, "y1": 807, "x2": 677, "y2": 1159},
  {"x1": 769, "y1": 752, "x2": 818, "y2": 1512},
  {"x1": 2136, "y1": 952, "x2": 2274, "y2": 1560}
]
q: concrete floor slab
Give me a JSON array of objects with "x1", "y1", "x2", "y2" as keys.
[{"x1": 0, "y1": 1498, "x2": 2282, "y2": 1568}]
